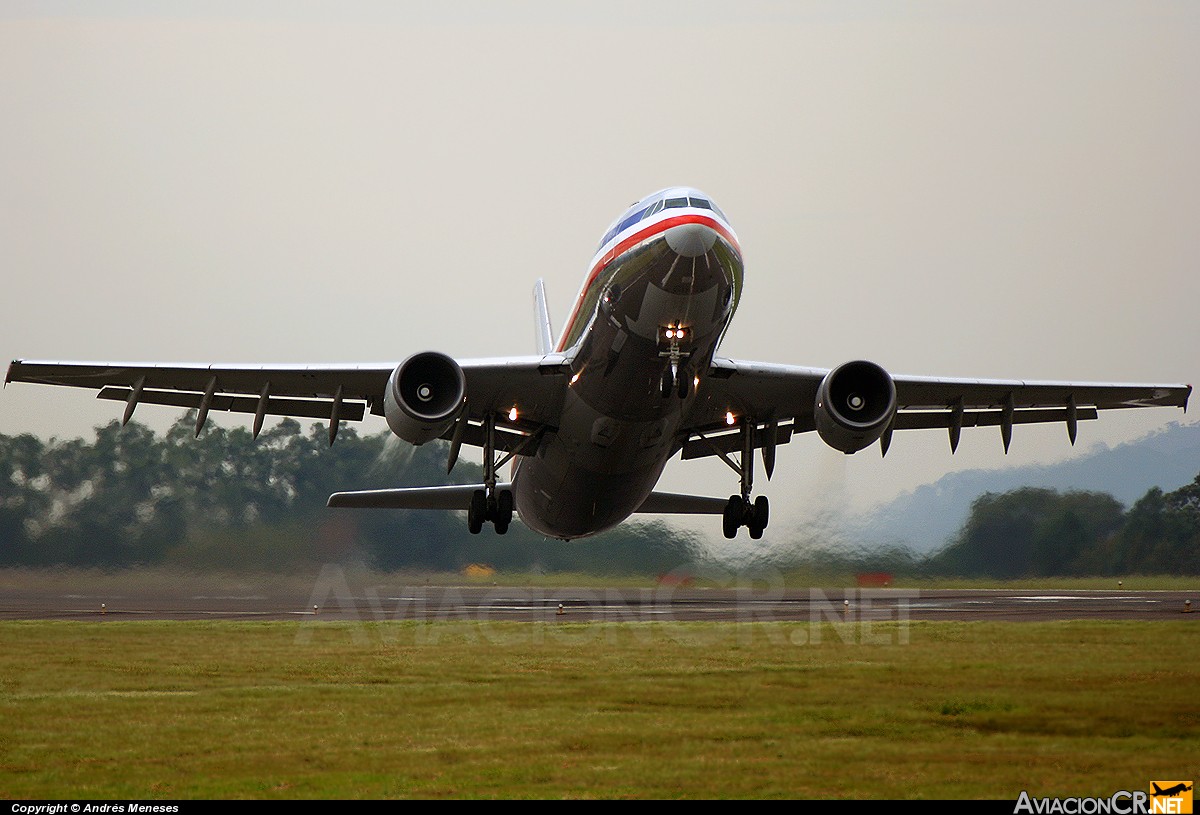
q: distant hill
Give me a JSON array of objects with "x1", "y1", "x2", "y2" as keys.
[{"x1": 855, "y1": 421, "x2": 1200, "y2": 552}]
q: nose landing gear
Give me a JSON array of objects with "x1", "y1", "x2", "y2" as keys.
[
  {"x1": 660, "y1": 367, "x2": 692, "y2": 399},
  {"x1": 659, "y1": 324, "x2": 692, "y2": 399}
]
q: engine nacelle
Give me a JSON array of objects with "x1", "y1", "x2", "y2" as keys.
[
  {"x1": 383, "y1": 351, "x2": 466, "y2": 445},
  {"x1": 814, "y1": 360, "x2": 897, "y2": 454}
]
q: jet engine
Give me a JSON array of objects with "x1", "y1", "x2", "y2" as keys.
[
  {"x1": 383, "y1": 351, "x2": 466, "y2": 445},
  {"x1": 814, "y1": 360, "x2": 897, "y2": 454}
]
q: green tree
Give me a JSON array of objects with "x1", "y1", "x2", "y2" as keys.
[
  {"x1": 929, "y1": 488, "x2": 1126, "y2": 578},
  {"x1": 0, "y1": 419, "x2": 716, "y2": 575},
  {"x1": 1107, "y1": 476, "x2": 1200, "y2": 575}
]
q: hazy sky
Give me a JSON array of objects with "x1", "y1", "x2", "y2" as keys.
[{"x1": 2, "y1": 1, "x2": 1197, "y2": 542}]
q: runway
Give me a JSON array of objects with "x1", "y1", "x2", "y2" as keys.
[{"x1": 1, "y1": 579, "x2": 1197, "y2": 623}]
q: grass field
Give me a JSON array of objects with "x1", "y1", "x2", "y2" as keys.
[{"x1": 1, "y1": 617, "x2": 1197, "y2": 799}]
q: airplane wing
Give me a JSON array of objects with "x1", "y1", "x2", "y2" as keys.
[
  {"x1": 5, "y1": 355, "x2": 570, "y2": 447},
  {"x1": 680, "y1": 357, "x2": 1192, "y2": 460}
]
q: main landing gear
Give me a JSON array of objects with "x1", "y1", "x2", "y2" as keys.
[
  {"x1": 464, "y1": 411, "x2": 531, "y2": 535},
  {"x1": 696, "y1": 417, "x2": 775, "y2": 540},
  {"x1": 724, "y1": 495, "x2": 769, "y2": 540},
  {"x1": 468, "y1": 487, "x2": 513, "y2": 535}
]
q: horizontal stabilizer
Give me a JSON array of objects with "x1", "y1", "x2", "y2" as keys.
[
  {"x1": 635, "y1": 491, "x2": 729, "y2": 515},
  {"x1": 327, "y1": 483, "x2": 511, "y2": 510}
]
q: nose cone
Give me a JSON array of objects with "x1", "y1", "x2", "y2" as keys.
[{"x1": 665, "y1": 222, "x2": 718, "y2": 257}]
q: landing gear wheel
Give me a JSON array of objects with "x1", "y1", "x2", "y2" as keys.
[
  {"x1": 494, "y1": 490, "x2": 514, "y2": 535},
  {"x1": 677, "y1": 371, "x2": 690, "y2": 399},
  {"x1": 661, "y1": 369, "x2": 674, "y2": 398},
  {"x1": 723, "y1": 495, "x2": 742, "y2": 539},
  {"x1": 754, "y1": 495, "x2": 769, "y2": 529},
  {"x1": 721, "y1": 495, "x2": 770, "y2": 539},
  {"x1": 468, "y1": 489, "x2": 486, "y2": 535},
  {"x1": 747, "y1": 496, "x2": 770, "y2": 538}
]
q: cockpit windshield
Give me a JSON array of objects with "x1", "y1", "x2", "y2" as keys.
[{"x1": 597, "y1": 192, "x2": 727, "y2": 249}]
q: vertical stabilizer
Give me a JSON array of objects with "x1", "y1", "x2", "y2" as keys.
[{"x1": 533, "y1": 278, "x2": 555, "y2": 355}]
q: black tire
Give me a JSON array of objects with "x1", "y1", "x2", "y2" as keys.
[
  {"x1": 753, "y1": 495, "x2": 770, "y2": 530},
  {"x1": 468, "y1": 489, "x2": 486, "y2": 535},
  {"x1": 661, "y1": 369, "x2": 673, "y2": 398},
  {"x1": 494, "y1": 490, "x2": 514, "y2": 534},
  {"x1": 677, "y1": 371, "x2": 690, "y2": 399},
  {"x1": 722, "y1": 495, "x2": 742, "y2": 539}
]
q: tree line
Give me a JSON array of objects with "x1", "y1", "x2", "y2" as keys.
[
  {"x1": 1, "y1": 416, "x2": 1197, "y2": 576},
  {"x1": 927, "y1": 480, "x2": 1200, "y2": 577},
  {"x1": 0, "y1": 415, "x2": 704, "y2": 575}
]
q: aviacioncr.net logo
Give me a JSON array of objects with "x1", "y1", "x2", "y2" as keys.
[
  {"x1": 1014, "y1": 784, "x2": 1193, "y2": 815},
  {"x1": 1149, "y1": 782, "x2": 1193, "y2": 815}
]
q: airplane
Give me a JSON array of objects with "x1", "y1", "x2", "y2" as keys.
[
  {"x1": 1152, "y1": 784, "x2": 1192, "y2": 797},
  {"x1": 5, "y1": 186, "x2": 1192, "y2": 541}
]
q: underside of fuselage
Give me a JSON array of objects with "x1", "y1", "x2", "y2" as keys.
[{"x1": 513, "y1": 222, "x2": 742, "y2": 539}]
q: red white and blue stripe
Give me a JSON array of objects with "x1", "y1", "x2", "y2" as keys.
[{"x1": 556, "y1": 187, "x2": 741, "y2": 352}]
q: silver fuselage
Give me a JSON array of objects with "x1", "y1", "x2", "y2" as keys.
[{"x1": 511, "y1": 191, "x2": 743, "y2": 539}]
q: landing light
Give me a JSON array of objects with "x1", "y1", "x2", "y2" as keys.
[
  {"x1": 726, "y1": 411, "x2": 736, "y2": 426},
  {"x1": 570, "y1": 372, "x2": 580, "y2": 385},
  {"x1": 508, "y1": 406, "x2": 519, "y2": 422}
]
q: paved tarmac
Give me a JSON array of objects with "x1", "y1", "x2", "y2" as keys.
[{"x1": 1, "y1": 579, "x2": 1197, "y2": 623}]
